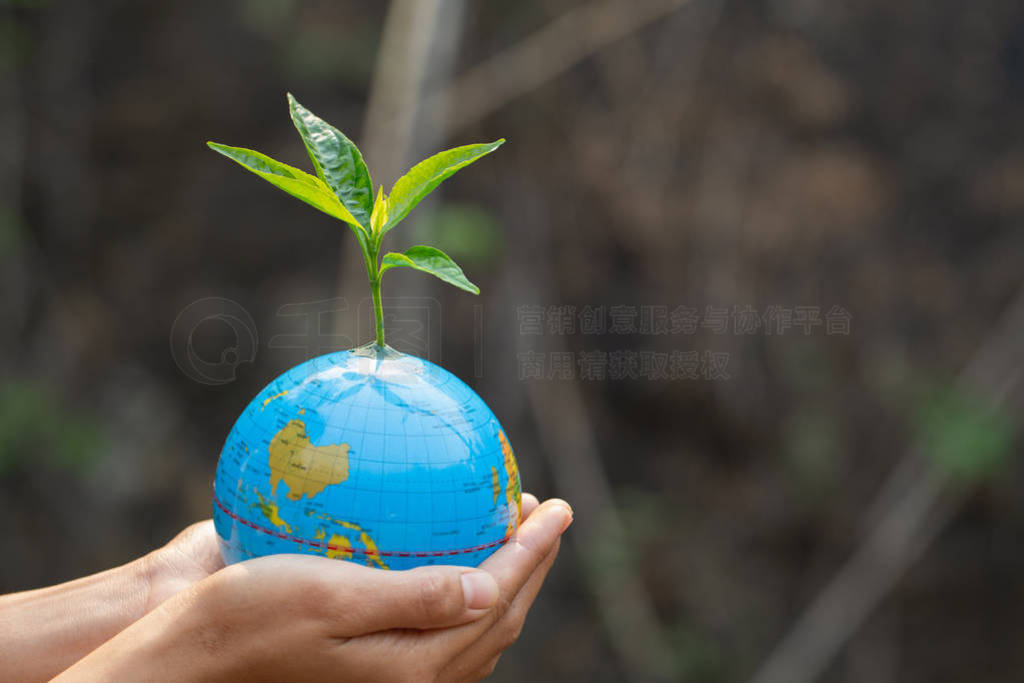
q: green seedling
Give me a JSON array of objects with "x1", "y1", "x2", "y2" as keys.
[{"x1": 208, "y1": 93, "x2": 503, "y2": 347}]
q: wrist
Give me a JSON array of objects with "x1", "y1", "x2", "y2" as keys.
[
  {"x1": 136, "y1": 546, "x2": 176, "y2": 614},
  {"x1": 54, "y1": 573, "x2": 233, "y2": 683},
  {"x1": 0, "y1": 558, "x2": 151, "y2": 682}
]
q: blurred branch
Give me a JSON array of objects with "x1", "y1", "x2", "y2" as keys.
[
  {"x1": 525, "y1": 377, "x2": 678, "y2": 682},
  {"x1": 749, "y1": 286, "x2": 1024, "y2": 683},
  {"x1": 361, "y1": 0, "x2": 464, "y2": 183},
  {"x1": 505, "y1": 179, "x2": 677, "y2": 682},
  {"x1": 425, "y1": 0, "x2": 694, "y2": 136},
  {"x1": 339, "y1": 0, "x2": 693, "y2": 337},
  {"x1": 620, "y1": 0, "x2": 724, "y2": 198},
  {"x1": 334, "y1": 0, "x2": 466, "y2": 343}
]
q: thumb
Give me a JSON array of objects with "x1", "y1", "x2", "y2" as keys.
[{"x1": 323, "y1": 563, "x2": 499, "y2": 634}]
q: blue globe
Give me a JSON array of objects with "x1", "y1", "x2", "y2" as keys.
[{"x1": 212, "y1": 343, "x2": 522, "y2": 570}]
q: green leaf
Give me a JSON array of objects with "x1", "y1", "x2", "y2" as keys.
[
  {"x1": 383, "y1": 139, "x2": 504, "y2": 234},
  {"x1": 206, "y1": 142, "x2": 368, "y2": 244},
  {"x1": 380, "y1": 245, "x2": 479, "y2": 294},
  {"x1": 287, "y1": 93, "x2": 374, "y2": 227}
]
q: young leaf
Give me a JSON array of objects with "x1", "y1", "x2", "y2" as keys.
[
  {"x1": 207, "y1": 142, "x2": 369, "y2": 244},
  {"x1": 380, "y1": 245, "x2": 479, "y2": 294},
  {"x1": 287, "y1": 93, "x2": 374, "y2": 228},
  {"x1": 370, "y1": 186, "x2": 388, "y2": 236},
  {"x1": 383, "y1": 140, "x2": 504, "y2": 234}
]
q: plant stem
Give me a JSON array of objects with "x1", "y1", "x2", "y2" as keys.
[
  {"x1": 364, "y1": 243, "x2": 386, "y2": 347},
  {"x1": 370, "y1": 274, "x2": 385, "y2": 347}
]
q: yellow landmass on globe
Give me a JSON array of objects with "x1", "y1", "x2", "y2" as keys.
[
  {"x1": 499, "y1": 429, "x2": 522, "y2": 535},
  {"x1": 491, "y1": 466, "x2": 500, "y2": 505},
  {"x1": 268, "y1": 420, "x2": 350, "y2": 500},
  {"x1": 253, "y1": 491, "x2": 292, "y2": 533},
  {"x1": 326, "y1": 534, "x2": 353, "y2": 560},
  {"x1": 309, "y1": 513, "x2": 389, "y2": 570},
  {"x1": 262, "y1": 389, "x2": 289, "y2": 409},
  {"x1": 359, "y1": 532, "x2": 386, "y2": 569}
]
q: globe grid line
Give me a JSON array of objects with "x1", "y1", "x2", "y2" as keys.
[
  {"x1": 258, "y1": 379, "x2": 491, "y2": 460},
  {"x1": 227, "y1": 392, "x2": 510, "y2": 510},
  {"x1": 213, "y1": 492, "x2": 512, "y2": 558}
]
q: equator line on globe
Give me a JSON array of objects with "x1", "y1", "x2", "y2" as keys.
[{"x1": 207, "y1": 94, "x2": 520, "y2": 569}]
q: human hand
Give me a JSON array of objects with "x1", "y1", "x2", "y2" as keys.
[
  {"x1": 141, "y1": 519, "x2": 225, "y2": 611},
  {"x1": 55, "y1": 494, "x2": 571, "y2": 682},
  {"x1": 0, "y1": 521, "x2": 222, "y2": 682}
]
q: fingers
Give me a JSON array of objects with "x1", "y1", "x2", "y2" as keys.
[
  {"x1": 437, "y1": 498, "x2": 572, "y2": 653},
  {"x1": 351, "y1": 500, "x2": 571, "y2": 681},
  {"x1": 328, "y1": 493, "x2": 544, "y2": 637},
  {"x1": 520, "y1": 493, "x2": 540, "y2": 521},
  {"x1": 342, "y1": 565, "x2": 499, "y2": 633},
  {"x1": 251, "y1": 557, "x2": 501, "y2": 635},
  {"x1": 482, "y1": 498, "x2": 571, "y2": 598},
  {"x1": 440, "y1": 538, "x2": 562, "y2": 681}
]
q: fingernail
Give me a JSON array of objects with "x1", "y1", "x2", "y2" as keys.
[
  {"x1": 550, "y1": 500, "x2": 574, "y2": 531},
  {"x1": 461, "y1": 570, "x2": 498, "y2": 610},
  {"x1": 558, "y1": 506, "x2": 573, "y2": 532}
]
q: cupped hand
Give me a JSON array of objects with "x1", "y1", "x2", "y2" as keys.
[{"x1": 56, "y1": 494, "x2": 571, "y2": 683}]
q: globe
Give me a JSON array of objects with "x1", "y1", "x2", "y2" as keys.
[{"x1": 212, "y1": 343, "x2": 522, "y2": 570}]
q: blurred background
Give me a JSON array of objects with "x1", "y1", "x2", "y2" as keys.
[{"x1": 2, "y1": 0, "x2": 1024, "y2": 681}]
